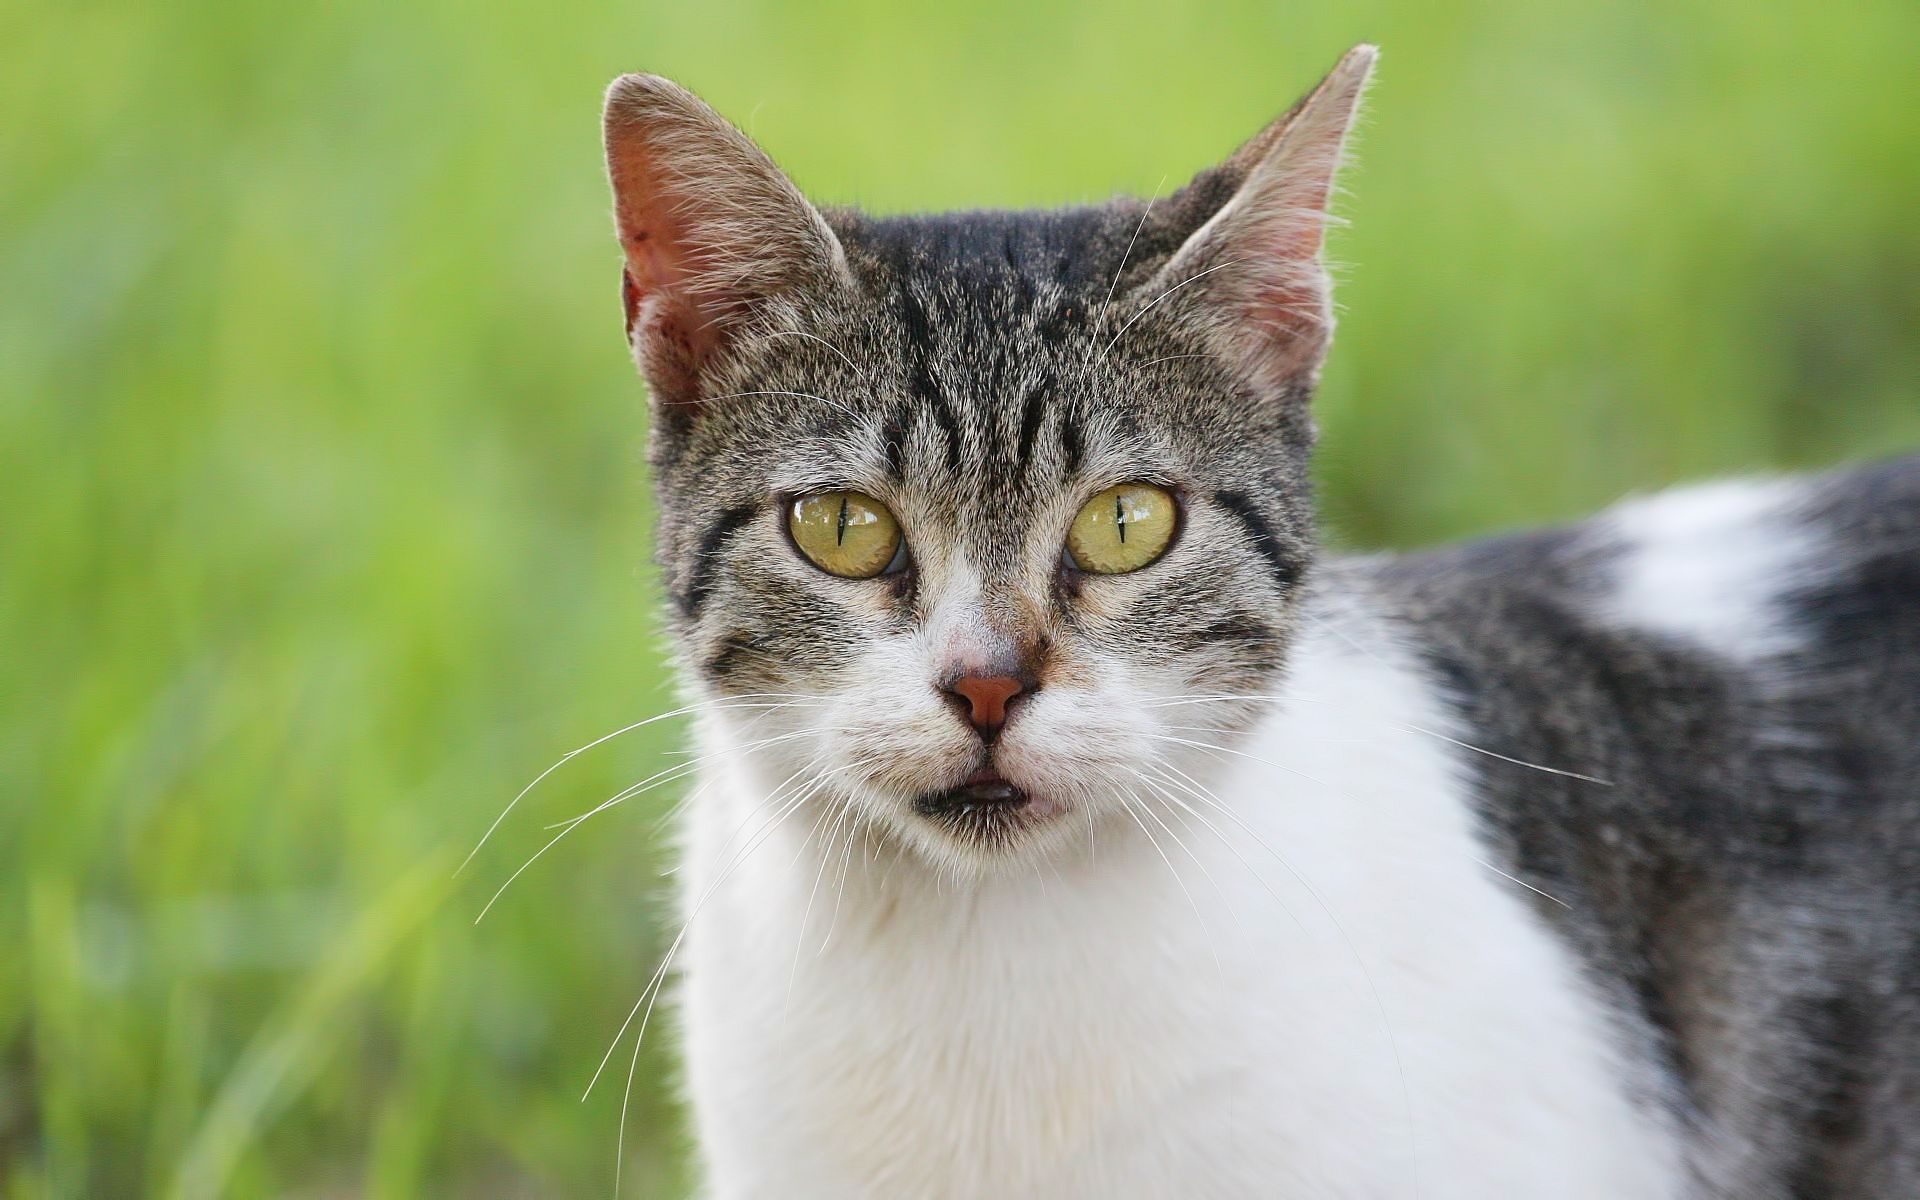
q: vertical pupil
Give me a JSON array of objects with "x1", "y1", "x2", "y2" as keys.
[
  {"x1": 1115, "y1": 493, "x2": 1127, "y2": 543},
  {"x1": 836, "y1": 495, "x2": 849, "y2": 546}
]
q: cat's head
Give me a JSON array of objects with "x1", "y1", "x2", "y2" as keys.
[{"x1": 604, "y1": 47, "x2": 1374, "y2": 872}]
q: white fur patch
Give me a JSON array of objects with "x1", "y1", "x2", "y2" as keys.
[
  {"x1": 1599, "y1": 477, "x2": 1817, "y2": 661},
  {"x1": 672, "y1": 603, "x2": 1684, "y2": 1198}
]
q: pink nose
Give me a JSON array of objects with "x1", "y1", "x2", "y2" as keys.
[{"x1": 946, "y1": 674, "x2": 1027, "y2": 739}]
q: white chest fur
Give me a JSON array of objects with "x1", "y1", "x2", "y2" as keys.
[{"x1": 673, "y1": 614, "x2": 1682, "y2": 1199}]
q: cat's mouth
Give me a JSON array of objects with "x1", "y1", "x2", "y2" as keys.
[
  {"x1": 916, "y1": 766, "x2": 1028, "y2": 814},
  {"x1": 911, "y1": 765, "x2": 1063, "y2": 842}
]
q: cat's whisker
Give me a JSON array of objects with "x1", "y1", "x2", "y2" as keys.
[
  {"x1": 1139, "y1": 729, "x2": 1340, "y2": 793},
  {"x1": 593, "y1": 749, "x2": 883, "y2": 1109},
  {"x1": 786, "y1": 793, "x2": 857, "y2": 1000},
  {"x1": 608, "y1": 764, "x2": 836, "y2": 1196},
  {"x1": 816, "y1": 805, "x2": 864, "y2": 957},
  {"x1": 587, "y1": 753, "x2": 835, "y2": 1101},
  {"x1": 1135, "y1": 352, "x2": 1218, "y2": 370},
  {"x1": 460, "y1": 694, "x2": 830, "y2": 876},
  {"x1": 601, "y1": 786, "x2": 803, "y2": 1119},
  {"x1": 753, "y1": 328, "x2": 863, "y2": 374},
  {"x1": 1471, "y1": 856, "x2": 1573, "y2": 909},
  {"x1": 477, "y1": 729, "x2": 816, "y2": 924},
  {"x1": 1129, "y1": 776, "x2": 1242, "y2": 933},
  {"x1": 1099, "y1": 258, "x2": 1244, "y2": 360},
  {"x1": 1138, "y1": 763, "x2": 1307, "y2": 938},
  {"x1": 696, "y1": 388, "x2": 860, "y2": 419},
  {"x1": 603, "y1": 756, "x2": 875, "y2": 1195},
  {"x1": 641, "y1": 695, "x2": 828, "y2": 839},
  {"x1": 649, "y1": 776, "x2": 716, "y2": 840},
  {"x1": 1152, "y1": 720, "x2": 1331, "y2": 739},
  {"x1": 1395, "y1": 723, "x2": 1612, "y2": 786},
  {"x1": 1138, "y1": 692, "x2": 1311, "y2": 709},
  {"x1": 1027, "y1": 851, "x2": 1054, "y2": 908},
  {"x1": 1133, "y1": 771, "x2": 1254, "y2": 917},
  {"x1": 1090, "y1": 177, "x2": 1166, "y2": 357},
  {"x1": 1118, "y1": 789, "x2": 1224, "y2": 981},
  {"x1": 1144, "y1": 691, "x2": 1612, "y2": 785},
  {"x1": 545, "y1": 727, "x2": 813, "y2": 829}
]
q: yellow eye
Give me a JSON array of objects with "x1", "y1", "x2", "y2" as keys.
[
  {"x1": 788, "y1": 491, "x2": 904, "y2": 578},
  {"x1": 1066, "y1": 483, "x2": 1178, "y2": 574}
]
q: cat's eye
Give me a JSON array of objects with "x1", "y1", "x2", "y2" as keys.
[
  {"x1": 1064, "y1": 483, "x2": 1178, "y2": 575},
  {"x1": 788, "y1": 491, "x2": 906, "y2": 579}
]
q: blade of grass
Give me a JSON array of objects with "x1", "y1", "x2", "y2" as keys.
[{"x1": 165, "y1": 855, "x2": 454, "y2": 1200}]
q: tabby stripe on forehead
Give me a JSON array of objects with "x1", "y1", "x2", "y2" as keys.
[
  {"x1": 921, "y1": 374, "x2": 962, "y2": 473},
  {"x1": 678, "y1": 501, "x2": 760, "y2": 618},
  {"x1": 1213, "y1": 490, "x2": 1300, "y2": 592},
  {"x1": 898, "y1": 288, "x2": 961, "y2": 471},
  {"x1": 1015, "y1": 383, "x2": 1047, "y2": 467}
]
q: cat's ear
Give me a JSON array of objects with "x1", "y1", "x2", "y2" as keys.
[
  {"x1": 1141, "y1": 44, "x2": 1375, "y2": 393},
  {"x1": 603, "y1": 75, "x2": 850, "y2": 406}
]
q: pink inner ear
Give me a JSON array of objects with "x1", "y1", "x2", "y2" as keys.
[
  {"x1": 1247, "y1": 217, "x2": 1327, "y2": 317},
  {"x1": 604, "y1": 74, "x2": 850, "y2": 407},
  {"x1": 613, "y1": 184, "x2": 730, "y2": 400},
  {"x1": 1198, "y1": 140, "x2": 1351, "y2": 381},
  {"x1": 1151, "y1": 45, "x2": 1372, "y2": 387},
  {"x1": 619, "y1": 203, "x2": 693, "y2": 302},
  {"x1": 1202, "y1": 194, "x2": 1336, "y2": 382}
]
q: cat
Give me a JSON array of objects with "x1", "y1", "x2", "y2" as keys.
[{"x1": 598, "y1": 44, "x2": 1920, "y2": 1199}]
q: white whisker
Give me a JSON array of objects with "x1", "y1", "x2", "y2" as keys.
[
  {"x1": 752, "y1": 328, "x2": 862, "y2": 373},
  {"x1": 588, "y1": 754, "x2": 834, "y2": 1101},
  {"x1": 698, "y1": 389, "x2": 859, "y2": 418},
  {"x1": 1118, "y1": 790, "x2": 1223, "y2": 980},
  {"x1": 1091, "y1": 178, "x2": 1166, "y2": 355},
  {"x1": 1100, "y1": 258, "x2": 1243, "y2": 359},
  {"x1": 477, "y1": 729, "x2": 814, "y2": 924},
  {"x1": 1136, "y1": 352, "x2": 1217, "y2": 370},
  {"x1": 1139, "y1": 763, "x2": 1307, "y2": 938},
  {"x1": 1143, "y1": 691, "x2": 1611, "y2": 785},
  {"x1": 817, "y1": 808, "x2": 863, "y2": 957},
  {"x1": 786, "y1": 797, "x2": 850, "y2": 1000},
  {"x1": 460, "y1": 694, "x2": 827, "y2": 876},
  {"x1": 1472, "y1": 855, "x2": 1572, "y2": 909}
]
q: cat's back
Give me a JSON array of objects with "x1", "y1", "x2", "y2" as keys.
[
  {"x1": 1353, "y1": 452, "x2": 1920, "y2": 1197},
  {"x1": 1358, "y1": 451, "x2": 1920, "y2": 843}
]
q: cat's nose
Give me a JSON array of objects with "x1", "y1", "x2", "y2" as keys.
[{"x1": 944, "y1": 674, "x2": 1031, "y2": 742}]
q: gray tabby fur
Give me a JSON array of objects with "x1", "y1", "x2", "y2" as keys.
[{"x1": 1362, "y1": 458, "x2": 1920, "y2": 1196}]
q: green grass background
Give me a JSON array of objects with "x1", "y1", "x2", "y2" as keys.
[{"x1": 4, "y1": 0, "x2": 1917, "y2": 1194}]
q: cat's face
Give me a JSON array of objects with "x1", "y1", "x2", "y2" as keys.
[{"x1": 604, "y1": 50, "x2": 1373, "y2": 871}]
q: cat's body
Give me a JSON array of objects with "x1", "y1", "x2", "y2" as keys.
[
  {"x1": 677, "y1": 461, "x2": 1920, "y2": 1199},
  {"x1": 596, "y1": 46, "x2": 1920, "y2": 1198}
]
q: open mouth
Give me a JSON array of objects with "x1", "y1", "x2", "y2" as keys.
[
  {"x1": 913, "y1": 766, "x2": 1030, "y2": 821},
  {"x1": 909, "y1": 764, "x2": 1070, "y2": 850}
]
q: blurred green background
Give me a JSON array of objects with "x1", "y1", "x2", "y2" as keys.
[{"x1": 3, "y1": 0, "x2": 1916, "y2": 1194}]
